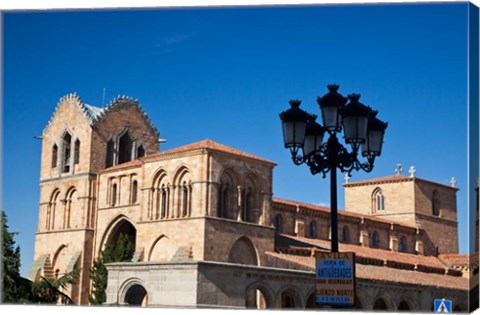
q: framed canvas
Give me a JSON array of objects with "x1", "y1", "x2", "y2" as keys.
[{"x1": 1, "y1": 0, "x2": 479, "y2": 313}]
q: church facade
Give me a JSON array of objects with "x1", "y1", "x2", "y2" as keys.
[{"x1": 29, "y1": 94, "x2": 477, "y2": 311}]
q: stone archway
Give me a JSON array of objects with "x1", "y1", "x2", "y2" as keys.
[
  {"x1": 101, "y1": 216, "x2": 137, "y2": 257},
  {"x1": 398, "y1": 300, "x2": 412, "y2": 311},
  {"x1": 124, "y1": 284, "x2": 148, "y2": 306},
  {"x1": 245, "y1": 283, "x2": 274, "y2": 309},
  {"x1": 373, "y1": 297, "x2": 388, "y2": 310},
  {"x1": 277, "y1": 287, "x2": 302, "y2": 309}
]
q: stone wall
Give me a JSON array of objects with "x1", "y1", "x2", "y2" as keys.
[{"x1": 105, "y1": 261, "x2": 470, "y2": 311}]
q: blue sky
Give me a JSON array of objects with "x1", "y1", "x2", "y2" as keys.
[{"x1": 2, "y1": 3, "x2": 475, "y2": 276}]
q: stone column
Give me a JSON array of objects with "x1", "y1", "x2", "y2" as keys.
[
  {"x1": 295, "y1": 220, "x2": 306, "y2": 237},
  {"x1": 359, "y1": 230, "x2": 369, "y2": 246},
  {"x1": 415, "y1": 240, "x2": 424, "y2": 255},
  {"x1": 237, "y1": 185, "x2": 244, "y2": 221},
  {"x1": 169, "y1": 184, "x2": 176, "y2": 218},
  {"x1": 260, "y1": 191, "x2": 271, "y2": 226},
  {"x1": 210, "y1": 182, "x2": 220, "y2": 217},
  {"x1": 389, "y1": 235, "x2": 399, "y2": 251}
]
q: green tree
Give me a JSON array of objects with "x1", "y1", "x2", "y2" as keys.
[
  {"x1": 1, "y1": 210, "x2": 32, "y2": 303},
  {"x1": 31, "y1": 269, "x2": 79, "y2": 304},
  {"x1": 89, "y1": 233, "x2": 134, "y2": 305}
]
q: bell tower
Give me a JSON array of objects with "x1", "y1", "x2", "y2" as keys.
[
  {"x1": 30, "y1": 93, "x2": 160, "y2": 304},
  {"x1": 343, "y1": 165, "x2": 459, "y2": 255}
]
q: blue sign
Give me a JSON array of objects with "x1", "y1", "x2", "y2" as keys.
[
  {"x1": 316, "y1": 259, "x2": 353, "y2": 279},
  {"x1": 434, "y1": 299, "x2": 452, "y2": 313},
  {"x1": 315, "y1": 252, "x2": 355, "y2": 305}
]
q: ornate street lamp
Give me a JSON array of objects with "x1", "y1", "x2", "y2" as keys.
[{"x1": 279, "y1": 84, "x2": 388, "y2": 253}]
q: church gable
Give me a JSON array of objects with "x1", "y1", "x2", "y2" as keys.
[
  {"x1": 43, "y1": 93, "x2": 96, "y2": 135},
  {"x1": 94, "y1": 95, "x2": 160, "y2": 139},
  {"x1": 89, "y1": 96, "x2": 160, "y2": 171}
]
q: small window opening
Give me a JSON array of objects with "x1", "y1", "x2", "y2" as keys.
[
  {"x1": 62, "y1": 132, "x2": 72, "y2": 173},
  {"x1": 74, "y1": 139, "x2": 80, "y2": 165},
  {"x1": 52, "y1": 144, "x2": 58, "y2": 168}
]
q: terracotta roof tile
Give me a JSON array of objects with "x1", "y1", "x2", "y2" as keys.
[
  {"x1": 266, "y1": 251, "x2": 468, "y2": 290},
  {"x1": 101, "y1": 139, "x2": 276, "y2": 172},
  {"x1": 277, "y1": 234, "x2": 447, "y2": 269},
  {"x1": 343, "y1": 174, "x2": 458, "y2": 190},
  {"x1": 272, "y1": 197, "x2": 418, "y2": 229},
  {"x1": 343, "y1": 174, "x2": 413, "y2": 187},
  {"x1": 439, "y1": 253, "x2": 478, "y2": 267},
  {"x1": 143, "y1": 139, "x2": 276, "y2": 165},
  {"x1": 102, "y1": 159, "x2": 143, "y2": 172}
]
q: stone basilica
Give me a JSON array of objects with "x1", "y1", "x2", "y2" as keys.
[{"x1": 28, "y1": 94, "x2": 477, "y2": 311}]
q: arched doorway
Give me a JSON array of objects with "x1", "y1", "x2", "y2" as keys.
[
  {"x1": 373, "y1": 298, "x2": 388, "y2": 310},
  {"x1": 108, "y1": 219, "x2": 136, "y2": 249},
  {"x1": 398, "y1": 300, "x2": 411, "y2": 311},
  {"x1": 277, "y1": 288, "x2": 301, "y2": 309},
  {"x1": 124, "y1": 284, "x2": 147, "y2": 306},
  {"x1": 102, "y1": 217, "x2": 137, "y2": 262},
  {"x1": 246, "y1": 288, "x2": 271, "y2": 309}
]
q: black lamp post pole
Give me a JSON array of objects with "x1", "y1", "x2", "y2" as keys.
[
  {"x1": 330, "y1": 161, "x2": 338, "y2": 253},
  {"x1": 326, "y1": 133, "x2": 340, "y2": 253},
  {"x1": 280, "y1": 85, "x2": 388, "y2": 254}
]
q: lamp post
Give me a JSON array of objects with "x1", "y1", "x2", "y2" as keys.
[{"x1": 279, "y1": 84, "x2": 388, "y2": 253}]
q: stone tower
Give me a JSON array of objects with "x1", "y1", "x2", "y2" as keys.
[
  {"x1": 29, "y1": 93, "x2": 160, "y2": 304},
  {"x1": 343, "y1": 168, "x2": 459, "y2": 255}
]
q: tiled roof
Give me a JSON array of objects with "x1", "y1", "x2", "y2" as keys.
[
  {"x1": 343, "y1": 174, "x2": 458, "y2": 190},
  {"x1": 44, "y1": 93, "x2": 160, "y2": 138},
  {"x1": 101, "y1": 139, "x2": 276, "y2": 172},
  {"x1": 276, "y1": 234, "x2": 447, "y2": 269},
  {"x1": 266, "y1": 250, "x2": 468, "y2": 290},
  {"x1": 272, "y1": 197, "x2": 418, "y2": 229},
  {"x1": 102, "y1": 159, "x2": 143, "y2": 172},
  {"x1": 83, "y1": 103, "x2": 104, "y2": 119},
  {"x1": 143, "y1": 139, "x2": 276, "y2": 165},
  {"x1": 439, "y1": 253, "x2": 478, "y2": 267},
  {"x1": 356, "y1": 263, "x2": 467, "y2": 290},
  {"x1": 343, "y1": 174, "x2": 413, "y2": 187}
]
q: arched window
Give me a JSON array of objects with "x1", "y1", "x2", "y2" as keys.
[
  {"x1": 308, "y1": 221, "x2": 317, "y2": 238},
  {"x1": 399, "y1": 236, "x2": 407, "y2": 253},
  {"x1": 153, "y1": 171, "x2": 169, "y2": 220},
  {"x1": 218, "y1": 183, "x2": 231, "y2": 218},
  {"x1": 106, "y1": 139, "x2": 114, "y2": 168},
  {"x1": 74, "y1": 139, "x2": 80, "y2": 165},
  {"x1": 111, "y1": 183, "x2": 117, "y2": 206},
  {"x1": 160, "y1": 185, "x2": 168, "y2": 219},
  {"x1": 243, "y1": 189, "x2": 252, "y2": 222},
  {"x1": 217, "y1": 170, "x2": 237, "y2": 220},
  {"x1": 131, "y1": 180, "x2": 138, "y2": 204},
  {"x1": 118, "y1": 131, "x2": 133, "y2": 164},
  {"x1": 51, "y1": 144, "x2": 58, "y2": 168},
  {"x1": 47, "y1": 190, "x2": 60, "y2": 230},
  {"x1": 432, "y1": 190, "x2": 440, "y2": 216},
  {"x1": 137, "y1": 145, "x2": 145, "y2": 158},
  {"x1": 342, "y1": 226, "x2": 350, "y2": 243},
  {"x1": 174, "y1": 168, "x2": 192, "y2": 218},
  {"x1": 64, "y1": 188, "x2": 77, "y2": 229},
  {"x1": 372, "y1": 188, "x2": 385, "y2": 213},
  {"x1": 370, "y1": 231, "x2": 379, "y2": 248},
  {"x1": 274, "y1": 214, "x2": 282, "y2": 232},
  {"x1": 62, "y1": 132, "x2": 72, "y2": 173},
  {"x1": 182, "y1": 181, "x2": 189, "y2": 217}
]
